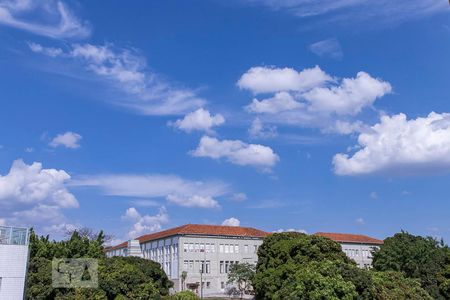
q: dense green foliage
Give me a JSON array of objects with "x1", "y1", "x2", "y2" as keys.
[
  {"x1": 227, "y1": 262, "x2": 256, "y2": 298},
  {"x1": 26, "y1": 229, "x2": 173, "y2": 299},
  {"x1": 253, "y1": 232, "x2": 432, "y2": 300},
  {"x1": 163, "y1": 290, "x2": 200, "y2": 300},
  {"x1": 372, "y1": 231, "x2": 450, "y2": 299}
]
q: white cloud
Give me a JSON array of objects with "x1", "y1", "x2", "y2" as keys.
[
  {"x1": 170, "y1": 108, "x2": 225, "y2": 133},
  {"x1": 246, "y1": 92, "x2": 302, "y2": 114},
  {"x1": 240, "y1": 68, "x2": 391, "y2": 135},
  {"x1": 230, "y1": 193, "x2": 247, "y2": 202},
  {"x1": 0, "y1": 159, "x2": 78, "y2": 208},
  {"x1": 237, "y1": 65, "x2": 333, "y2": 94},
  {"x1": 334, "y1": 112, "x2": 450, "y2": 175},
  {"x1": 0, "y1": 159, "x2": 78, "y2": 238},
  {"x1": 248, "y1": 118, "x2": 277, "y2": 139},
  {"x1": 309, "y1": 38, "x2": 343, "y2": 60},
  {"x1": 242, "y1": 0, "x2": 445, "y2": 26},
  {"x1": 356, "y1": 217, "x2": 365, "y2": 225},
  {"x1": 122, "y1": 206, "x2": 169, "y2": 238},
  {"x1": 166, "y1": 194, "x2": 219, "y2": 209},
  {"x1": 370, "y1": 192, "x2": 378, "y2": 199},
  {"x1": 302, "y1": 71, "x2": 391, "y2": 115},
  {"x1": 222, "y1": 217, "x2": 240, "y2": 227},
  {"x1": 274, "y1": 228, "x2": 307, "y2": 234},
  {"x1": 49, "y1": 131, "x2": 82, "y2": 149},
  {"x1": 29, "y1": 43, "x2": 205, "y2": 115},
  {"x1": 70, "y1": 173, "x2": 229, "y2": 208},
  {"x1": 0, "y1": 0, "x2": 90, "y2": 39},
  {"x1": 191, "y1": 136, "x2": 279, "y2": 169}
]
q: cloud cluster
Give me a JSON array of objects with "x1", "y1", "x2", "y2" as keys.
[
  {"x1": 70, "y1": 173, "x2": 229, "y2": 209},
  {"x1": 49, "y1": 131, "x2": 82, "y2": 149},
  {"x1": 170, "y1": 108, "x2": 225, "y2": 133},
  {"x1": 222, "y1": 217, "x2": 240, "y2": 227},
  {"x1": 29, "y1": 42, "x2": 205, "y2": 115},
  {"x1": 0, "y1": 159, "x2": 78, "y2": 236},
  {"x1": 191, "y1": 136, "x2": 279, "y2": 169},
  {"x1": 238, "y1": 66, "x2": 332, "y2": 94},
  {"x1": 334, "y1": 112, "x2": 450, "y2": 175},
  {"x1": 0, "y1": 0, "x2": 90, "y2": 38},
  {"x1": 240, "y1": 66, "x2": 391, "y2": 134},
  {"x1": 122, "y1": 206, "x2": 169, "y2": 238}
]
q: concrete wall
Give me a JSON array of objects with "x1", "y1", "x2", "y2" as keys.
[
  {"x1": 0, "y1": 244, "x2": 29, "y2": 300},
  {"x1": 340, "y1": 243, "x2": 379, "y2": 268},
  {"x1": 177, "y1": 235, "x2": 262, "y2": 296}
]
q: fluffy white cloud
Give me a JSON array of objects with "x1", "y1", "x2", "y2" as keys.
[
  {"x1": 248, "y1": 118, "x2": 277, "y2": 139},
  {"x1": 49, "y1": 131, "x2": 82, "y2": 149},
  {"x1": 309, "y1": 38, "x2": 343, "y2": 60},
  {"x1": 191, "y1": 136, "x2": 279, "y2": 169},
  {"x1": 333, "y1": 112, "x2": 450, "y2": 175},
  {"x1": 0, "y1": 159, "x2": 78, "y2": 237},
  {"x1": 0, "y1": 0, "x2": 90, "y2": 39},
  {"x1": 122, "y1": 206, "x2": 169, "y2": 238},
  {"x1": 29, "y1": 43, "x2": 205, "y2": 115},
  {"x1": 303, "y1": 71, "x2": 392, "y2": 115},
  {"x1": 237, "y1": 65, "x2": 333, "y2": 94},
  {"x1": 222, "y1": 217, "x2": 240, "y2": 227},
  {"x1": 70, "y1": 173, "x2": 229, "y2": 209},
  {"x1": 0, "y1": 159, "x2": 78, "y2": 208},
  {"x1": 241, "y1": 67, "x2": 392, "y2": 133},
  {"x1": 166, "y1": 194, "x2": 219, "y2": 209},
  {"x1": 246, "y1": 92, "x2": 301, "y2": 114},
  {"x1": 170, "y1": 108, "x2": 225, "y2": 133}
]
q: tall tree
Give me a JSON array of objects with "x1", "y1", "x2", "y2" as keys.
[{"x1": 227, "y1": 262, "x2": 256, "y2": 299}]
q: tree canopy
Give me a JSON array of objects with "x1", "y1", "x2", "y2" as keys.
[
  {"x1": 227, "y1": 262, "x2": 256, "y2": 299},
  {"x1": 253, "y1": 232, "x2": 432, "y2": 300},
  {"x1": 26, "y1": 229, "x2": 173, "y2": 300},
  {"x1": 372, "y1": 231, "x2": 450, "y2": 299}
]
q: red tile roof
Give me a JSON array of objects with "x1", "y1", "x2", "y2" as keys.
[
  {"x1": 315, "y1": 232, "x2": 383, "y2": 245},
  {"x1": 107, "y1": 224, "x2": 270, "y2": 251}
]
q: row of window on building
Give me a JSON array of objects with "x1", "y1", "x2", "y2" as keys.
[
  {"x1": 142, "y1": 244, "x2": 178, "y2": 262},
  {"x1": 183, "y1": 242, "x2": 258, "y2": 254},
  {"x1": 183, "y1": 260, "x2": 211, "y2": 273},
  {"x1": 343, "y1": 249, "x2": 372, "y2": 258}
]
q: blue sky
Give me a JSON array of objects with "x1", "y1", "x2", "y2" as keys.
[{"x1": 0, "y1": 0, "x2": 449, "y2": 244}]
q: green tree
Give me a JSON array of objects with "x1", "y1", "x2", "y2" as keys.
[
  {"x1": 227, "y1": 262, "x2": 256, "y2": 299},
  {"x1": 166, "y1": 290, "x2": 200, "y2": 300},
  {"x1": 253, "y1": 232, "x2": 357, "y2": 300},
  {"x1": 181, "y1": 271, "x2": 187, "y2": 291},
  {"x1": 371, "y1": 271, "x2": 432, "y2": 300},
  {"x1": 372, "y1": 231, "x2": 450, "y2": 298}
]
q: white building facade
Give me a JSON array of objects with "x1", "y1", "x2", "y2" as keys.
[
  {"x1": 315, "y1": 232, "x2": 383, "y2": 268},
  {"x1": 106, "y1": 224, "x2": 268, "y2": 297},
  {"x1": 0, "y1": 226, "x2": 30, "y2": 300}
]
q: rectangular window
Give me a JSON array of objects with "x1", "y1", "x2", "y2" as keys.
[
  {"x1": 219, "y1": 244, "x2": 224, "y2": 253},
  {"x1": 183, "y1": 261, "x2": 188, "y2": 270},
  {"x1": 206, "y1": 282, "x2": 211, "y2": 289},
  {"x1": 195, "y1": 243, "x2": 199, "y2": 252},
  {"x1": 206, "y1": 261, "x2": 210, "y2": 274},
  {"x1": 235, "y1": 245, "x2": 239, "y2": 253},
  {"x1": 225, "y1": 261, "x2": 229, "y2": 273},
  {"x1": 200, "y1": 243, "x2": 205, "y2": 252},
  {"x1": 220, "y1": 261, "x2": 224, "y2": 273},
  {"x1": 225, "y1": 245, "x2": 229, "y2": 253},
  {"x1": 211, "y1": 243, "x2": 215, "y2": 253},
  {"x1": 230, "y1": 244, "x2": 234, "y2": 253},
  {"x1": 189, "y1": 243, "x2": 194, "y2": 252},
  {"x1": 221, "y1": 282, "x2": 225, "y2": 289},
  {"x1": 189, "y1": 260, "x2": 194, "y2": 271},
  {"x1": 244, "y1": 245, "x2": 248, "y2": 253}
]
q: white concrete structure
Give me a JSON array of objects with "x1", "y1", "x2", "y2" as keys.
[
  {"x1": 106, "y1": 224, "x2": 268, "y2": 297},
  {"x1": 315, "y1": 232, "x2": 383, "y2": 268},
  {"x1": 0, "y1": 226, "x2": 30, "y2": 300}
]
